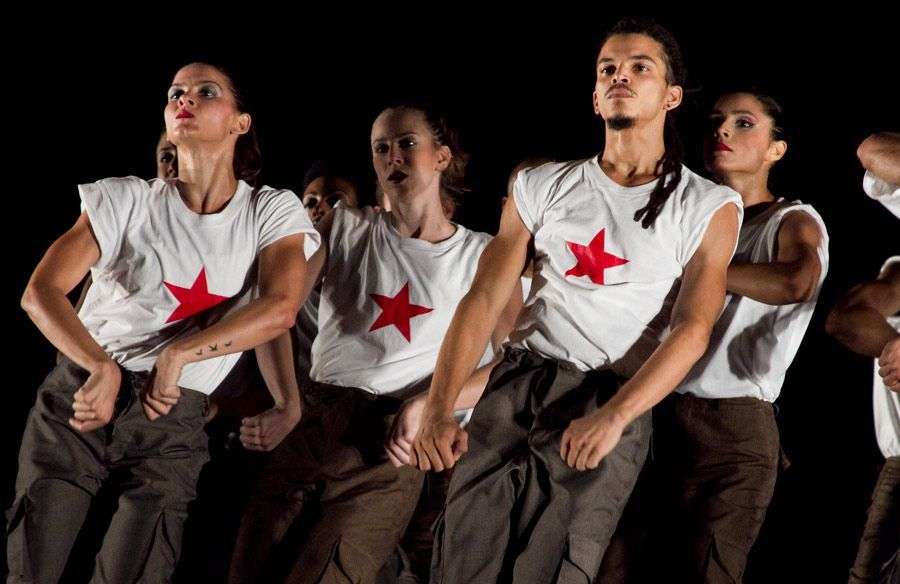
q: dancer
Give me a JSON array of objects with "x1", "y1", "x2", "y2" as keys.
[
  {"x1": 7, "y1": 62, "x2": 318, "y2": 583},
  {"x1": 654, "y1": 89, "x2": 828, "y2": 584},
  {"x1": 412, "y1": 17, "x2": 742, "y2": 583},
  {"x1": 229, "y1": 103, "x2": 520, "y2": 584}
]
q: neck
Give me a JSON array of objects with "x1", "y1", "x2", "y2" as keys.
[
  {"x1": 387, "y1": 188, "x2": 455, "y2": 242},
  {"x1": 175, "y1": 143, "x2": 239, "y2": 214},
  {"x1": 721, "y1": 171, "x2": 775, "y2": 208},
  {"x1": 600, "y1": 117, "x2": 668, "y2": 187}
]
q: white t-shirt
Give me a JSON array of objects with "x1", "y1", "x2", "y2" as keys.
[
  {"x1": 293, "y1": 288, "x2": 319, "y2": 384},
  {"x1": 677, "y1": 200, "x2": 829, "y2": 401},
  {"x1": 78, "y1": 177, "x2": 319, "y2": 394},
  {"x1": 874, "y1": 256, "x2": 900, "y2": 458},
  {"x1": 310, "y1": 207, "x2": 495, "y2": 396},
  {"x1": 863, "y1": 170, "x2": 900, "y2": 219},
  {"x1": 508, "y1": 158, "x2": 743, "y2": 377}
]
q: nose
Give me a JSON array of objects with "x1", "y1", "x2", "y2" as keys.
[
  {"x1": 178, "y1": 92, "x2": 196, "y2": 110},
  {"x1": 612, "y1": 68, "x2": 630, "y2": 86},
  {"x1": 714, "y1": 122, "x2": 730, "y2": 140},
  {"x1": 388, "y1": 144, "x2": 404, "y2": 166}
]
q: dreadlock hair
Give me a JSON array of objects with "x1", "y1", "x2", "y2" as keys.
[{"x1": 601, "y1": 18, "x2": 686, "y2": 229}]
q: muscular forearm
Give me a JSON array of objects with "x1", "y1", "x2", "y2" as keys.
[
  {"x1": 426, "y1": 291, "x2": 500, "y2": 416},
  {"x1": 728, "y1": 261, "x2": 816, "y2": 305},
  {"x1": 827, "y1": 305, "x2": 899, "y2": 358},
  {"x1": 167, "y1": 295, "x2": 298, "y2": 367},
  {"x1": 255, "y1": 331, "x2": 301, "y2": 409},
  {"x1": 604, "y1": 321, "x2": 711, "y2": 425},
  {"x1": 22, "y1": 284, "x2": 113, "y2": 372}
]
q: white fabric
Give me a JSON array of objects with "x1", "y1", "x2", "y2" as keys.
[
  {"x1": 874, "y1": 256, "x2": 900, "y2": 458},
  {"x1": 78, "y1": 176, "x2": 318, "y2": 394},
  {"x1": 678, "y1": 200, "x2": 829, "y2": 401},
  {"x1": 863, "y1": 170, "x2": 900, "y2": 219},
  {"x1": 311, "y1": 207, "x2": 494, "y2": 396},
  {"x1": 508, "y1": 158, "x2": 743, "y2": 377}
]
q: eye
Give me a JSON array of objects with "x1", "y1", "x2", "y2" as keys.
[
  {"x1": 737, "y1": 118, "x2": 755, "y2": 129},
  {"x1": 399, "y1": 137, "x2": 416, "y2": 149},
  {"x1": 167, "y1": 88, "x2": 184, "y2": 101},
  {"x1": 634, "y1": 63, "x2": 649, "y2": 73},
  {"x1": 599, "y1": 65, "x2": 615, "y2": 76},
  {"x1": 160, "y1": 152, "x2": 174, "y2": 163},
  {"x1": 199, "y1": 85, "x2": 218, "y2": 98},
  {"x1": 373, "y1": 143, "x2": 389, "y2": 154}
]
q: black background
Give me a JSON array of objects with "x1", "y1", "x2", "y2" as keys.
[{"x1": 5, "y1": 13, "x2": 899, "y2": 583}]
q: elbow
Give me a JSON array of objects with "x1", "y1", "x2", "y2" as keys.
[
  {"x1": 857, "y1": 135, "x2": 874, "y2": 169},
  {"x1": 269, "y1": 297, "x2": 298, "y2": 332},
  {"x1": 857, "y1": 133, "x2": 888, "y2": 171},
  {"x1": 20, "y1": 283, "x2": 41, "y2": 318},
  {"x1": 276, "y1": 304, "x2": 298, "y2": 331},
  {"x1": 782, "y1": 274, "x2": 816, "y2": 304}
]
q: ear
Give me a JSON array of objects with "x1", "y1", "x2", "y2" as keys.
[
  {"x1": 232, "y1": 112, "x2": 252, "y2": 136},
  {"x1": 435, "y1": 144, "x2": 452, "y2": 172},
  {"x1": 592, "y1": 88, "x2": 602, "y2": 116},
  {"x1": 664, "y1": 84, "x2": 683, "y2": 112},
  {"x1": 767, "y1": 139, "x2": 787, "y2": 163}
]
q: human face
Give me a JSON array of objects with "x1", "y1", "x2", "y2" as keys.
[
  {"x1": 164, "y1": 63, "x2": 250, "y2": 148},
  {"x1": 593, "y1": 33, "x2": 682, "y2": 130},
  {"x1": 156, "y1": 133, "x2": 177, "y2": 179},
  {"x1": 302, "y1": 175, "x2": 359, "y2": 225},
  {"x1": 705, "y1": 92, "x2": 785, "y2": 178},
  {"x1": 370, "y1": 108, "x2": 450, "y2": 205}
]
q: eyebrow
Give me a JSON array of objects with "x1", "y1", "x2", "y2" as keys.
[
  {"x1": 371, "y1": 131, "x2": 421, "y2": 144},
  {"x1": 168, "y1": 80, "x2": 223, "y2": 90},
  {"x1": 597, "y1": 54, "x2": 658, "y2": 65},
  {"x1": 711, "y1": 110, "x2": 759, "y2": 117}
]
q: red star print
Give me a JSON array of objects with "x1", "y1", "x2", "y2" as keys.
[
  {"x1": 564, "y1": 228, "x2": 629, "y2": 285},
  {"x1": 369, "y1": 282, "x2": 433, "y2": 342},
  {"x1": 164, "y1": 268, "x2": 231, "y2": 323}
]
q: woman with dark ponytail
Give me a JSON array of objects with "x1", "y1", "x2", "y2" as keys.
[
  {"x1": 411, "y1": 18, "x2": 743, "y2": 582},
  {"x1": 229, "y1": 102, "x2": 521, "y2": 584},
  {"x1": 8, "y1": 62, "x2": 318, "y2": 582},
  {"x1": 656, "y1": 88, "x2": 828, "y2": 583}
]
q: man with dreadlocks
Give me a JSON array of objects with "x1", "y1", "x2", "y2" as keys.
[{"x1": 409, "y1": 18, "x2": 743, "y2": 583}]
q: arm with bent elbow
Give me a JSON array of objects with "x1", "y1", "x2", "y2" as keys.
[
  {"x1": 827, "y1": 263, "x2": 900, "y2": 391},
  {"x1": 727, "y1": 211, "x2": 824, "y2": 305},
  {"x1": 560, "y1": 203, "x2": 741, "y2": 471}
]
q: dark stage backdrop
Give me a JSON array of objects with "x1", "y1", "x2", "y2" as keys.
[{"x1": 6, "y1": 14, "x2": 899, "y2": 583}]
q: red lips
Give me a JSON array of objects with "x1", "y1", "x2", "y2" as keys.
[
  {"x1": 715, "y1": 142, "x2": 732, "y2": 152},
  {"x1": 176, "y1": 110, "x2": 194, "y2": 119}
]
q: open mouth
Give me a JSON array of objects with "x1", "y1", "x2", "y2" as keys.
[{"x1": 387, "y1": 170, "x2": 408, "y2": 183}]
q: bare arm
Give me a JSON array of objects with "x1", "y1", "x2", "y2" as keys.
[
  {"x1": 143, "y1": 232, "x2": 309, "y2": 419},
  {"x1": 726, "y1": 211, "x2": 824, "y2": 305},
  {"x1": 826, "y1": 263, "x2": 900, "y2": 358},
  {"x1": 387, "y1": 269, "x2": 524, "y2": 468},
  {"x1": 409, "y1": 195, "x2": 531, "y2": 471},
  {"x1": 22, "y1": 213, "x2": 107, "y2": 371},
  {"x1": 858, "y1": 132, "x2": 900, "y2": 185},
  {"x1": 561, "y1": 203, "x2": 740, "y2": 470},
  {"x1": 238, "y1": 209, "x2": 334, "y2": 449},
  {"x1": 20, "y1": 212, "x2": 122, "y2": 432}
]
